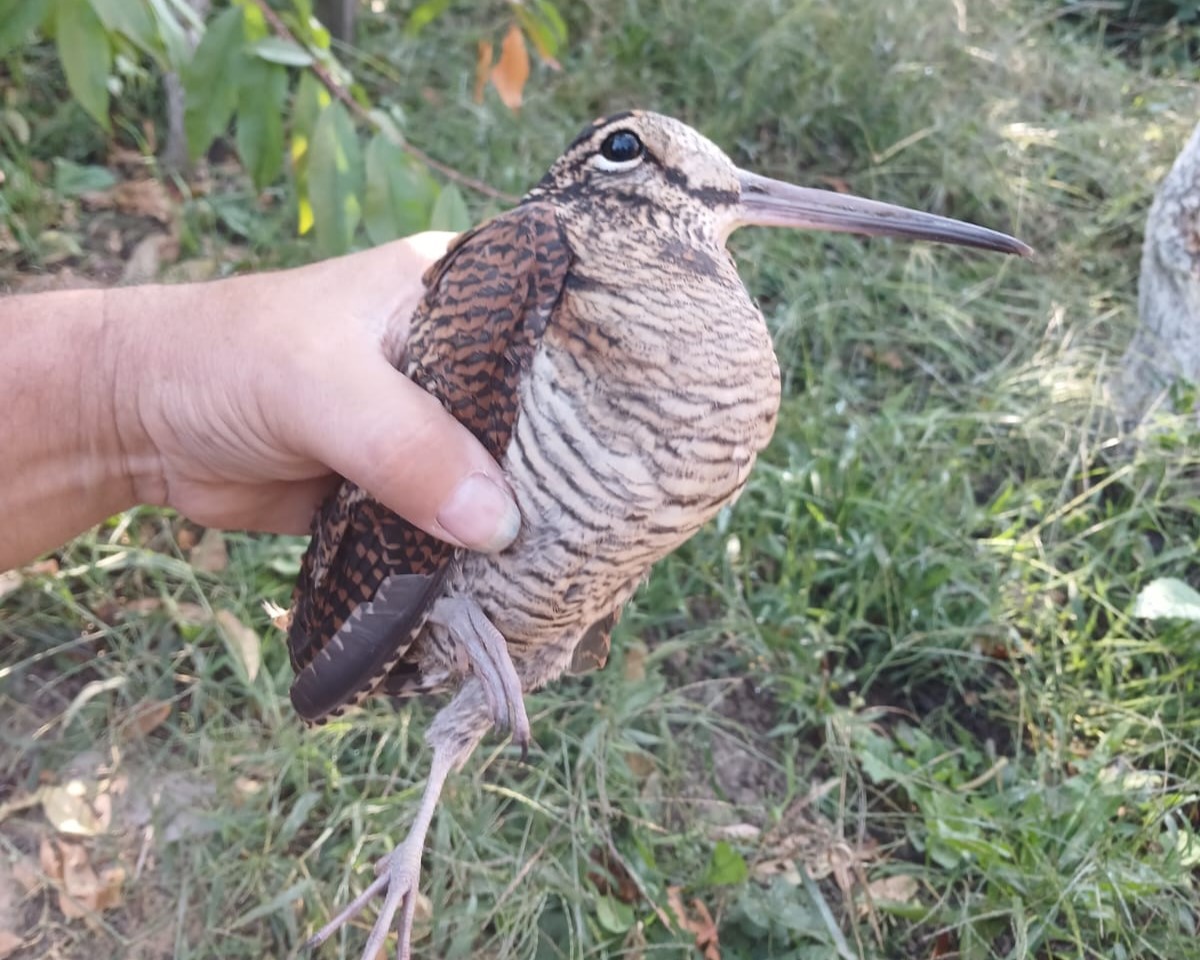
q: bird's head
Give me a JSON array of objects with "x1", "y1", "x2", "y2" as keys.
[{"x1": 529, "y1": 110, "x2": 1032, "y2": 257}]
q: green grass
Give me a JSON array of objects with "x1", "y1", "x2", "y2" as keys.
[{"x1": 3, "y1": 1, "x2": 1200, "y2": 958}]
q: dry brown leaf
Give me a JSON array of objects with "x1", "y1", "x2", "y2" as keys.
[
  {"x1": 215, "y1": 609, "x2": 261, "y2": 683},
  {"x1": 262, "y1": 599, "x2": 291, "y2": 632},
  {"x1": 11, "y1": 856, "x2": 41, "y2": 894},
  {"x1": 490, "y1": 24, "x2": 529, "y2": 112},
  {"x1": 861, "y1": 873, "x2": 919, "y2": 913},
  {"x1": 624, "y1": 751, "x2": 655, "y2": 779},
  {"x1": 666, "y1": 887, "x2": 720, "y2": 960},
  {"x1": 0, "y1": 931, "x2": 22, "y2": 959},
  {"x1": 189, "y1": 528, "x2": 228, "y2": 573},
  {"x1": 711, "y1": 823, "x2": 761, "y2": 842},
  {"x1": 124, "y1": 699, "x2": 172, "y2": 740},
  {"x1": 0, "y1": 570, "x2": 23, "y2": 601},
  {"x1": 113, "y1": 179, "x2": 174, "y2": 223},
  {"x1": 473, "y1": 39, "x2": 493, "y2": 104},
  {"x1": 860, "y1": 344, "x2": 905, "y2": 370},
  {"x1": 58, "y1": 842, "x2": 96, "y2": 918},
  {"x1": 94, "y1": 866, "x2": 125, "y2": 912},
  {"x1": 587, "y1": 847, "x2": 639, "y2": 904},
  {"x1": 622, "y1": 642, "x2": 647, "y2": 682},
  {"x1": 120, "y1": 232, "x2": 179, "y2": 284},
  {"x1": 39, "y1": 837, "x2": 62, "y2": 881},
  {"x1": 42, "y1": 782, "x2": 103, "y2": 836},
  {"x1": 174, "y1": 602, "x2": 210, "y2": 625}
]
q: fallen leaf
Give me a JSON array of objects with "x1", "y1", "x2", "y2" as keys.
[
  {"x1": 173, "y1": 602, "x2": 210, "y2": 625},
  {"x1": 861, "y1": 873, "x2": 919, "y2": 914},
  {"x1": 189, "y1": 528, "x2": 228, "y2": 573},
  {"x1": 58, "y1": 842, "x2": 97, "y2": 918},
  {"x1": 0, "y1": 571, "x2": 22, "y2": 601},
  {"x1": 860, "y1": 344, "x2": 905, "y2": 370},
  {"x1": 490, "y1": 24, "x2": 529, "y2": 111},
  {"x1": 162, "y1": 257, "x2": 220, "y2": 283},
  {"x1": 11, "y1": 856, "x2": 41, "y2": 893},
  {"x1": 124, "y1": 699, "x2": 172, "y2": 740},
  {"x1": 119, "y1": 232, "x2": 179, "y2": 284},
  {"x1": 216, "y1": 609, "x2": 261, "y2": 683},
  {"x1": 112, "y1": 179, "x2": 174, "y2": 223},
  {"x1": 624, "y1": 751, "x2": 656, "y2": 779},
  {"x1": 0, "y1": 932, "x2": 22, "y2": 959},
  {"x1": 666, "y1": 887, "x2": 720, "y2": 960},
  {"x1": 587, "y1": 847, "x2": 639, "y2": 904},
  {"x1": 94, "y1": 866, "x2": 125, "y2": 911},
  {"x1": 711, "y1": 823, "x2": 761, "y2": 842},
  {"x1": 262, "y1": 599, "x2": 291, "y2": 632},
  {"x1": 42, "y1": 782, "x2": 103, "y2": 836},
  {"x1": 124, "y1": 598, "x2": 163, "y2": 616},
  {"x1": 39, "y1": 837, "x2": 62, "y2": 880},
  {"x1": 473, "y1": 39, "x2": 493, "y2": 104},
  {"x1": 622, "y1": 642, "x2": 647, "y2": 682}
]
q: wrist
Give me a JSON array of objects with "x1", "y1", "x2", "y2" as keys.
[{"x1": 100, "y1": 285, "x2": 170, "y2": 509}]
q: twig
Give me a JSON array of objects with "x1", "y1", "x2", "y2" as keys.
[{"x1": 251, "y1": 0, "x2": 517, "y2": 204}]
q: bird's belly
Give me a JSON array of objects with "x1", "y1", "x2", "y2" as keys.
[{"x1": 447, "y1": 344, "x2": 778, "y2": 679}]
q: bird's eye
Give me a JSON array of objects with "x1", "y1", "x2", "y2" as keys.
[{"x1": 593, "y1": 130, "x2": 645, "y2": 172}]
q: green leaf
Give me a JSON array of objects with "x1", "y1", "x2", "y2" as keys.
[
  {"x1": 405, "y1": 0, "x2": 451, "y2": 37},
  {"x1": 535, "y1": 0, "x2": 568, "y2": 45},
  {"x1": 308, "y1": 101, "x2": 362, "y2": 255},
  {"x1": 250, "y1": 36, "x2": 313, "y2": 66},
  {"x1": 290, "y1": 71, "x2": 330, "y2": 236},
  {"x1": 0, "y1": 0, "x2": 48, "y2": 60},
  {"x1": 705, "y1": 840, "x2": 749, "y2": 886},
  {"x1": 55, "y1": 0, "x2": 112, "y2": 130},
  {"x1": 429, "y1": 182, "x2": 471, "y2": 232},
  {"x1": 144, "y1": 0, "x2": 189, "y2": 68},
  {"x1": 52, "y1": 157, "x2": 118, "y2": 196},
  {"x1": 183, "y1": 6, "x2": 245, "y2": 161},
  {"x1": 241, "y1": 0, "x2": 267, "y2": 41},
  {"x1": 594, "y1": 894, "x2": 634, "y2": 934},
  {"x1": 88, "y1": 0, "x2": 156, "y2": 54},
  {"x1": 364, "y1": 134, "x2": 438, "y2": 244},
  {"x1": 1133, "y1": 577, "x2": 1200, "y2": 620},
  {"x1": 236, "y1": 56, "x2": 287, "y2": 188}
]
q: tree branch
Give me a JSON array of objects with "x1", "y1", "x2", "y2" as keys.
[{"x1": 252, "y1": 0, "x2": 518, "y2": 205}]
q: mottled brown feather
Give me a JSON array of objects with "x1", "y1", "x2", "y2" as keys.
[{"x1": 287, "y1": 204, "x2": 573, "y2": 722}]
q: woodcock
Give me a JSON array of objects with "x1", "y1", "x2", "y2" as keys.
[{"x1": 289, "y1": 110, "x2": 1031, "y2": 958}]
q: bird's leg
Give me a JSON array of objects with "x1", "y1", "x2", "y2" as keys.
[
  {"x1": 306, "y1": 687, "x2": 491, "y2": 960},
  {"x1": 428, "y1": 596, "x2": 531, "y2": 751}
]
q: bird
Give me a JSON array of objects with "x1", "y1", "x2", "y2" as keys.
[{"x1": 287, "y1": 109, "x2": 1030, "y2": 959}]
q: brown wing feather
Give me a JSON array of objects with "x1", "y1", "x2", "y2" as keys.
[{"x1": 287, "y1": 203, "x2": 573, "y2": 722}]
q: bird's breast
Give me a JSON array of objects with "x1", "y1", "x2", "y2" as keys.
[{"x1": 447, "y1": 265, "x2": 780, "y2": 678}]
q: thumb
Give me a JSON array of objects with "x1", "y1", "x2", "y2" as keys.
[{"x1": 305, "y1": 352, "x2": 521, "y2": 553}]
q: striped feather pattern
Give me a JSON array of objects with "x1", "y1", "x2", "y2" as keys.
[{"x1": 289, "y1": 111, "x2": 781, "y2": 720}]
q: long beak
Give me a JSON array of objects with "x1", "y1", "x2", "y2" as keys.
[{"x1": 734, "y1": 169, "x2": 1033, "y2": 257}]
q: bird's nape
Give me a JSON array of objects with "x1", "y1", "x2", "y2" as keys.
[{"x1": 729, "y1": 169, "x2": 1033, "y2": 257}]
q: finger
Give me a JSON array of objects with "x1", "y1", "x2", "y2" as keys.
[
  {"x1": 303, "y1": 355, "x2": 521, "y2": 553},
  {"x1": 177, "y1": 475, "x2": 341, "y2": 536}
]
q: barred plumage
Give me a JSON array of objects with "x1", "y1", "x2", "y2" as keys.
[{"x1": 290, "y1": 110, "x2": 1030, "y2": 959}]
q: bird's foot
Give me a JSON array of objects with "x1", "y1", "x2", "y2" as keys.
[
  {"x1": 429, "y1": 597, "x2": 531, "y2": 754},
  {"x1": 306, "y1": 837, "x2": 424, "y2": 960}
]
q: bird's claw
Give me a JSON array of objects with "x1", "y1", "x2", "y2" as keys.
[{"x1": 306, "y1": 840, "x2": 424, "y2": 960}]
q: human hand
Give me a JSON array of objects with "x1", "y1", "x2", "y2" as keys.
[{"x1": 110, "y1": 233, "x2": 521, "y2": 551}]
